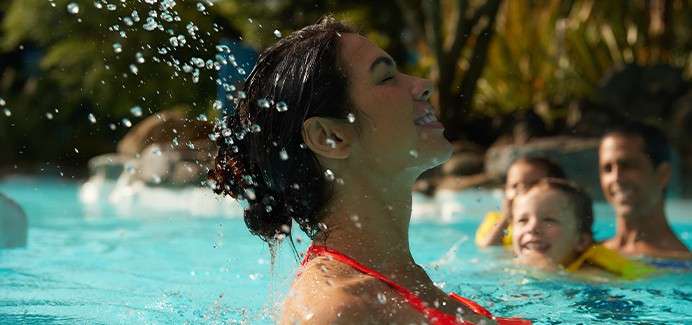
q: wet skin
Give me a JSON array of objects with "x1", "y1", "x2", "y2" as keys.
[{"x1": 282, "y1": 34, "x2": 497, "y2": 324}]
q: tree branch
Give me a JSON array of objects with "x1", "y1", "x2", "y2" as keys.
[
  {"x1": 448, "y1": 0, "x2": 497, "y2": 66},
  {"x1": 394, "y1": 0, "x2": 425, "y2": 45},
  {"x1": 455, "y1": 0, "x2": 502, "y2": 108},
  {"x1": 422, "y1": 0, "x2": 444, "y2": 69}
]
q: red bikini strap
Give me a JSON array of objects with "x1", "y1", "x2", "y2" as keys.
[{"x1": 302, "y1": 245, "x2": 474, "y2": 324}]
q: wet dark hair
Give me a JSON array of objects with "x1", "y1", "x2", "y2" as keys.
[
  {"x1": 208, "y1": 17, "x2": 355, "y2": 244},
  {"x1": 511, "y1": 156, "x2": 566, "y2": 179},
  {"x1": 527, "y1": 178, "x2": 594, "y2": 238},
  {"x1": 603, "y1": 121, "x2": 671, "y2": 167}
]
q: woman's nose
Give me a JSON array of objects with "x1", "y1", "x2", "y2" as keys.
[{"x1": 413, "y1": 78, "x2": 433, "y2": 101}]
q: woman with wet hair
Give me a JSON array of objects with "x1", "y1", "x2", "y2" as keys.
[{"x1": 209, "y1": 17, "x2": 529, "y2": 325}]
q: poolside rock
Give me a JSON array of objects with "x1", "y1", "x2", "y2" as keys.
[
  {"x1": 87, "y1": 153, "x2": 129, "y2": 181},
  {"x1": 0, "y1": 193, "x2": 27, "y2": 248},
  {"x1": 671, "y1": 90, "x2": 692, "y2": 197},
  {"x1": 485, "y1": 136, "x2": 603, "y2": 198},
  {"x1": 84, "y1": 108, "x2": 216, "y2": 190},
  {"x1": 117, "y1": 109, "x2": 214, "y2": 156}
]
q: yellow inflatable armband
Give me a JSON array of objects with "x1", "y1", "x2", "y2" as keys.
[
  {"x1": 475, "y1": 211, "x2": 512, "y2": 246},
  {"x1": 566, "y1": 244, "x2": 656, "y2": 280}
]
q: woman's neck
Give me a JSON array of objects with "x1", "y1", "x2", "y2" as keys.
[{"x1": 313, "y1": 173, "x2": 418, "y2": 275}]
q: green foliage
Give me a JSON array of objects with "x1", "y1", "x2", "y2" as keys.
[
  {"x1": 476, "y1": 0, "x2": 692, "y2": 123},
  {"x1": 1, "y1": 0, "x2": 690, "y2": 168}
]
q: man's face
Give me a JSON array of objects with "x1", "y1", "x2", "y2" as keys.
[{"x1": 598, "y1": 134, "x2": 669, "y2": 219}]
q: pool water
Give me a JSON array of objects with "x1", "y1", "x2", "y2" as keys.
[{"x1": 1, "y1": 177, "x2": 690, "y2": 324}]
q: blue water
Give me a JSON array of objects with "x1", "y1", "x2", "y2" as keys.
[{"x1": 1, "y1": 177, "x2": 690, "y2": 324}]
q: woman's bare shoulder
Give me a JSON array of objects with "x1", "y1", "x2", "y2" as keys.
[{"x1": 280, "y1": 257, "x2": 426, "y2": 324}]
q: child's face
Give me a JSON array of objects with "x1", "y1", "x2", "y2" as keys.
[
  {"x1": 504, "y1": 162, "x2": 549, "y2": 202},
  {"x1": 511, "y1": 188, "x2": 588, "y2": 266}
]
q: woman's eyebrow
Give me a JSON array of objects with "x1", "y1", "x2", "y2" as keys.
[{"x1": 369, "y1": 56, "x2": 395, "y2": 73}]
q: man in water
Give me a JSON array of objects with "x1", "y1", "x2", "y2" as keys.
[{"x1": 599, "y1": 122, "x2": 690, "y2": 259}]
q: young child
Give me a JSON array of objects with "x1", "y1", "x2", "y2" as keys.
[
  {"x1": 510, "y1": 178, "x2": 654, "y2": 279},
  {"x1": 476, "y1": 156, "x2": 565, "y2": 247}
]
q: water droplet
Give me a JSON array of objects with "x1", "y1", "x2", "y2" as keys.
[
  {"x1": 196, "y1": 114, "x2": 208, "y2": 121},
  {"x1": 129, "y1": 64, "x2": 138, "y2": 75},
  {"x1": 152, "y1": 147, "x2": 162, "y2": 156},
  {"x1": 279, "y1": 148, "x2": 289, "y2": 160},
  {"x1": 74, "y1": 147, "x2": 79, "y2": 153},
  {"x1": 196, "y1": 2, "x2": 206, "y2": 11},
  {"x1": 409, "y1": 150, "x2": 418, "y2": 158},
  {"x1": 45, "y1": 112, "x2": 54, "y2": 120},
  {"x1": 249, "y1": 124, "x2": 261, "y2": 133},
  {"x1": 135, "y1": 52, "x2": 145, "y2": 64},
  {"x1": 212, "y1": 100, "x2": 223, "y2": 111},
  {"x1": 377, "y1": 293, "x2": 387, "y2": 304},
  {"x1": 347, "y1": 112, "x2": 356, "y2": 123},
  {"x1": 131, "y1": 10, "x2": 140, "y2": 22},
  {"x1": 169, "y1": 36, "x2": 179, "y2": 47},
  {"x1": 88, "y1": 113, "x2": 96, "y2": 123},
  {"x1": 3, "y1": 108, "x2": 11, "y2": 116},
  {"x1": 324, "y1": 169, "x2": 335, "y2": 181},
  {"x1": 276, "y1": 101, "x2": 288, "y2": 112},
  {"x1": 112, "y1": 43, "x2": 122, "y2": 53},
  {"x1": 326, "y1": 138, "x2": 336, "y2": 149},
  {"x1": 109, "y1": 123, "x2": 117, "y2": 130},
  {"x1": 130, "y1": 106, "x2": 142, "y2": 117},
  {"x1": 244, "y1": 188, "x2": 256, "y2": 200},
  {"x1": 257, "y1": 98, "x2": 270, "y2": 108},
  {"x1": 122, "y1": 118, "x2": 132, "y2": 127},
  {"x1": 237, "y1": 91, "x2": 247, "y2": 99},
  {"x1": 106, "y1": 4, "x2": 116, "y2": 11},
  {"x1": 273, "y1": 29, "x2": 282, "y2": 38},
  {"x1": 0, "y1": 98, "x2": 5, "y2": 106},
  {"x1": 94, "y1": 1, "x2": 103, "y2": 9},
  {"x1": 143, "y1": 17, "x2": 158, "y2": 31},
  {"x1": 67, "y1": 3, "x2": 79, "y2": 14}
]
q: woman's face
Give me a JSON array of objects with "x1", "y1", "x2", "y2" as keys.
[
  {"x1": 339, "y1": 34, "x2": 452, "y2": 175},
  {"x1": 511, "y1": 188, "x2": 586, "y2": 266}
]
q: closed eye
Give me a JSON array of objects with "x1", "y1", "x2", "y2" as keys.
[{"x1": 380, "y1": 74, "x2": 395, "y2": 83}]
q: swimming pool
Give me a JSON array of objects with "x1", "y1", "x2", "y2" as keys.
[{"x1": 1, "y1": 177, "x2": 690, "y2": 324}]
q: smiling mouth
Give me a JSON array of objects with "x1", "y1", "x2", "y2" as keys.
[
  {"x1": 611, "y1": 187, "x2": 635, "y2": 202},
  {"x1": 521, "y1": 241, "x2": 550, "y2": 253},
  {"x1": 414, "y1": 108, "x2": 440, "y2": 126}
]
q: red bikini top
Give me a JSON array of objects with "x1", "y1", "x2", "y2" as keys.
[{"x1": 301, "y1": 245, "x2": 531, "y2": 325}]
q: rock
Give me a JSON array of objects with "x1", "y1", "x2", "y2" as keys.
[
  {"x1": 87, "y1": 153, "x2": 129, "y2": 181},
  {"x1": 597, "y1": 63, "x2": 687, "y2": 120},
  {"x1": 436, "y1": 173, "x2": 499, "y2": 192},
  {"x1": 671, "y1": 91, "x2": 692, "y2": 197},
  {"x1": 0, "y1": 193, "x2": 27, "y2": 248},
  {"x1": 485, "y1": 136, "x2": 603, "y2": 198},
  {"x1": 441, "y1": 153, "x2": 485, "y2": 177},
  {"x1": 117, "y1": 109, "x2": 214, "y2": 156},
  {"x1": 83, "y1": 108, "x2": 216, "y2": 193}
]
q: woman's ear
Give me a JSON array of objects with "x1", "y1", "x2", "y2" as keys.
[{"x1": 302, "y1": 117, "x2": 354, "y2": 160}]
